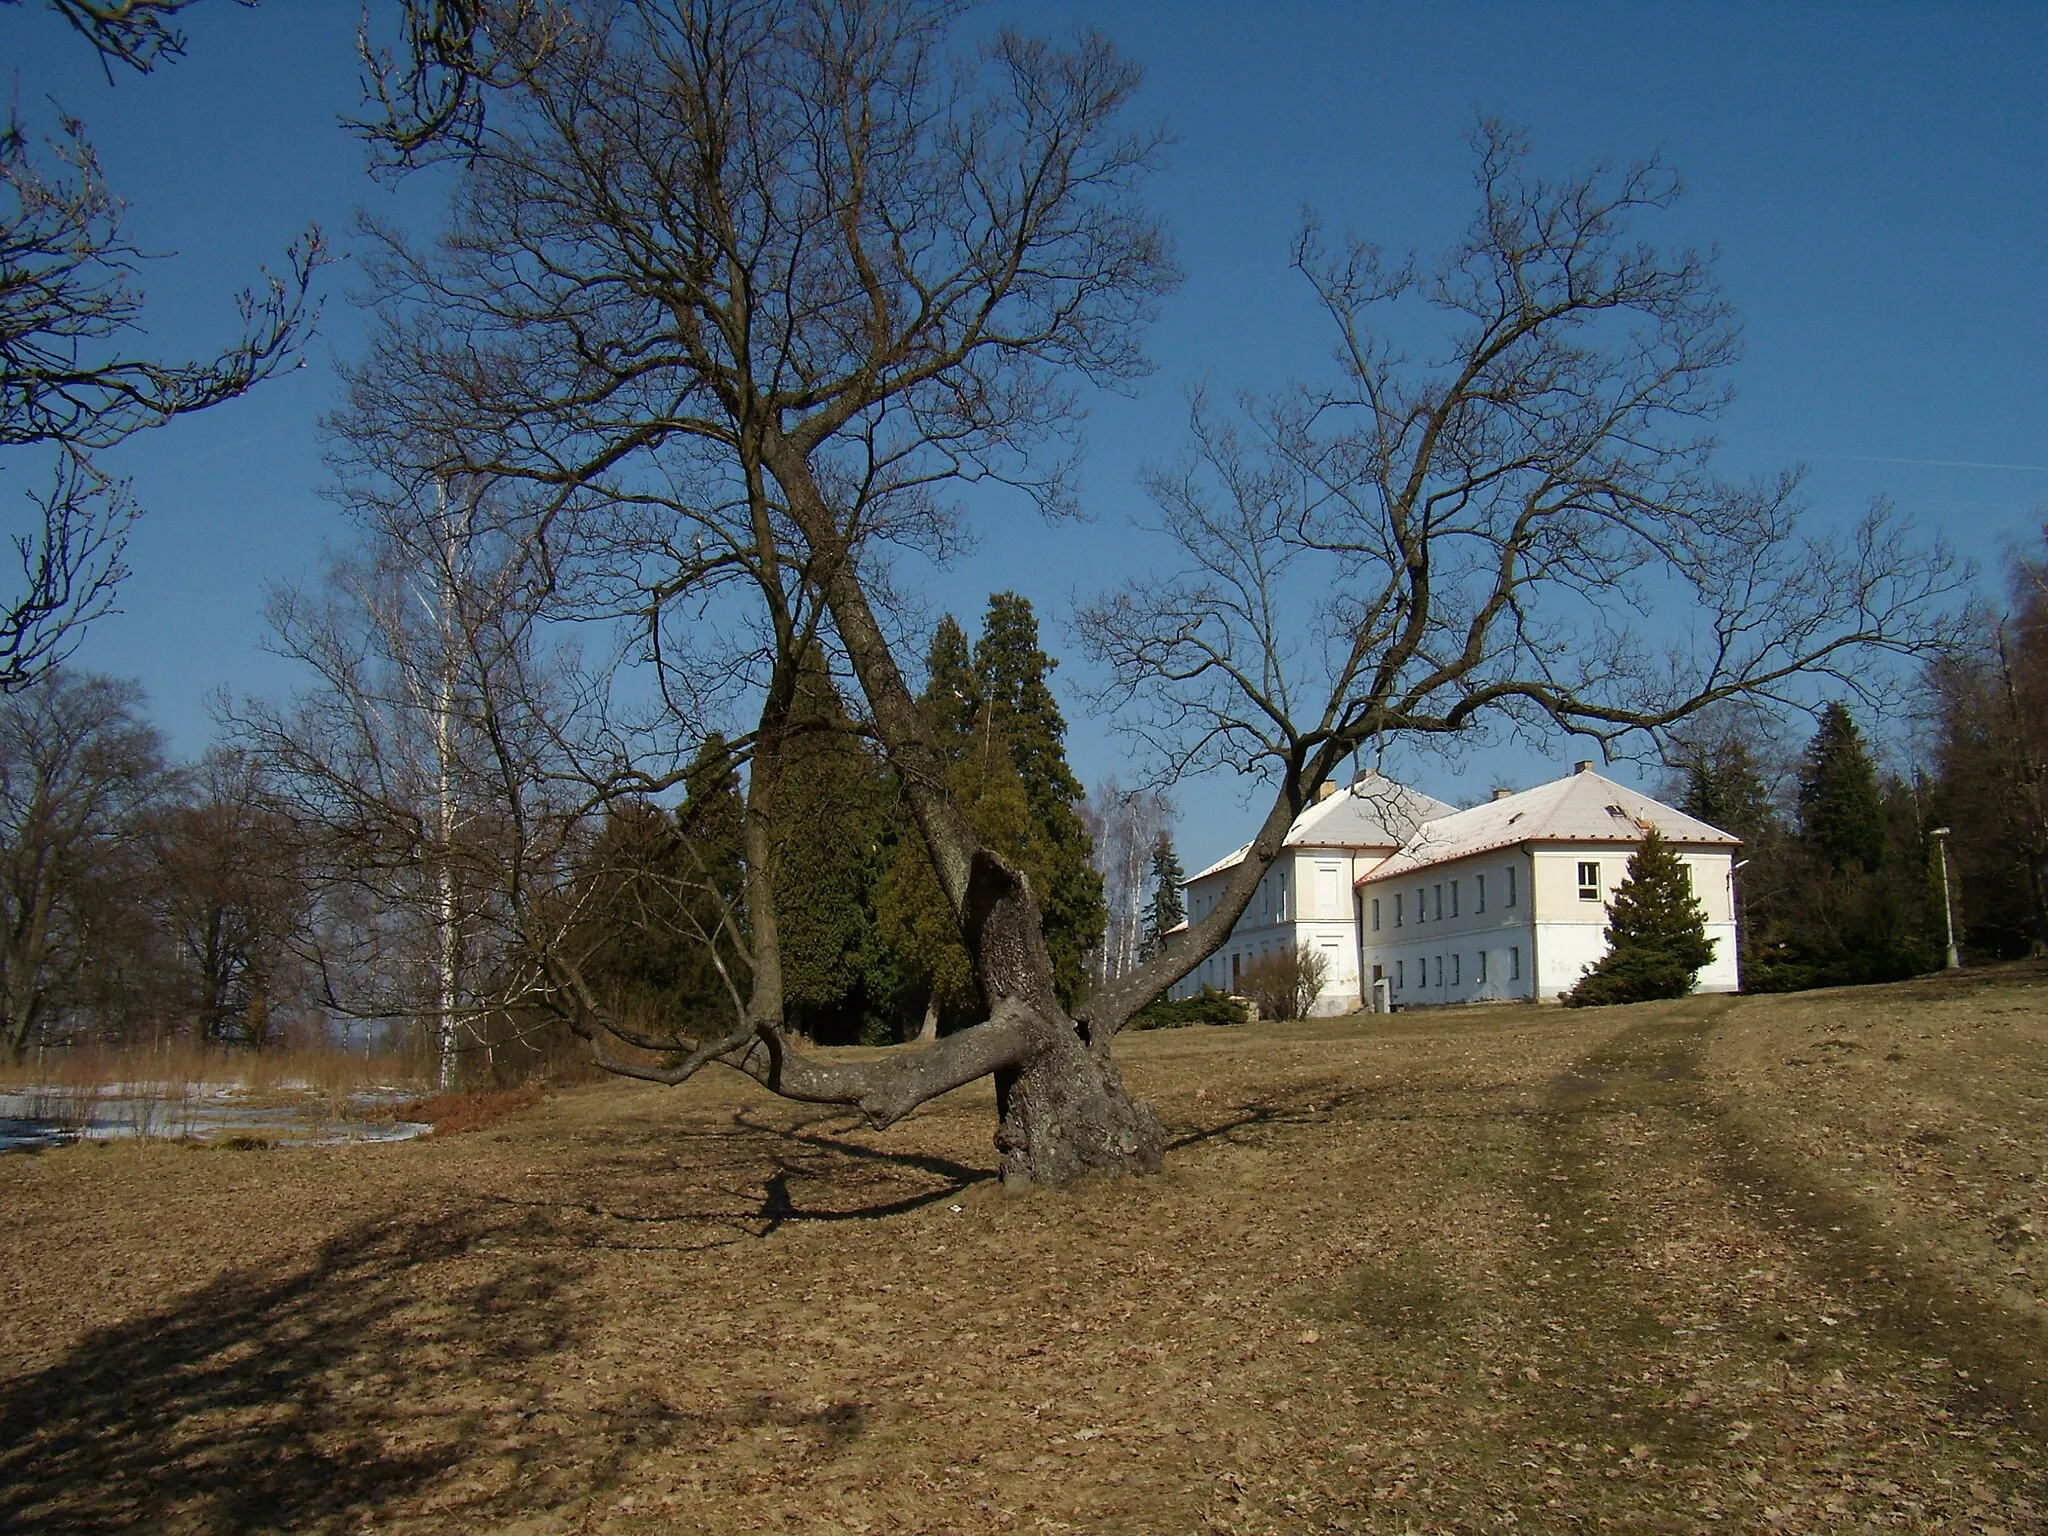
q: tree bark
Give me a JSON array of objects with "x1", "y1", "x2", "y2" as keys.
[{"x1": 993, "y1": 1032, "x2": 1164, "y2": 1189}]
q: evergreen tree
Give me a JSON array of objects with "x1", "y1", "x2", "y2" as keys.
[
  {"x1": 972, "y1": 593, "x2": 1105, "y2": 1003},
  {"x1": 1565, "y1": 829, "x2": 1718, "y2": 1006},
  {"x1": 1798, "y1": 702, "x2": 1887, "y2": 874},
  {"x1": 567, "y1": 738, "x2": 747, "y2": 1048},
  {"x1": 923, "y1": 614, "x2": 984, "y2": 762},
  {"x1": 1140, "y1": 833, "x2": 1185, "y2": 958},
  {"x1": 767, "y1": 649, "x2": 897, "y2": 1043},
  {"x1": 1673, "y1": 728, "x2": 1793, "y2": 983}
]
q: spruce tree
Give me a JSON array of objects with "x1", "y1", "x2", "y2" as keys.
[
  {"x1": 923, "y1": 614, "x2": 983, "y2": 760},
  {"x1": 973, "y1": 593, "x2": 1106, "y2": 1004},
  {"x1": 1798, "y1": 702, "x2": 1887, "y2": 874},
  {"x1": 1565, "y1": 829, "x2": 1718, "y2": 1006},
  {"x1": 1141, "y1": 833, "x2": 1185, "y2": 958},
  {"x1": 767, "y1": 649, "x2": 896, "y2": 1043},
  {"x1": 569, "y1": 738, "x2": 747, "y2": 1045}
]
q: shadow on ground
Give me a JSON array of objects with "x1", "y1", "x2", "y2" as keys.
[{"x1": 0, "y1": 1206, "x2": 581, "y2": 1533}]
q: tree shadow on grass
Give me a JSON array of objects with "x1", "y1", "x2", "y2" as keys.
[{"x1": 0, "y1": 1205, "x2": 583, "y2": 1534}]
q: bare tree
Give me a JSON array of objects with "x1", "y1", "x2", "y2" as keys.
[
  {"x1": 1082, "y1": 778, "x2": 1172, "y2": 982},
  {"x1": 1076, "y1": 121, "x2": 1963, "y2": 1039},
  {"x1": 330, "y1": 0, "x2": 1178, "y2": 1184},
  {"x1": 0, "y1": 33, "x2": 319, "y2": 689},
  {"x1": 0, "y1": 668, "x2": 167, "y2": 1060},
  {"x1": 146, "y1": 747, "x2": 313, "y2": 1048},
  {"x1": 329, "y1": 11, "x2": 1950, "y2": 1185},
  {"x1": 1236, "y1": 943, "x2": 1331, "y2": 1024},
  {"x1": 232, "y1": 476, "x2": 612, "y2": 1085}
]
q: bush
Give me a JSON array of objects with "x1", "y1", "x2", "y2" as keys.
[
  {"x1": 1236, "y1": 944, "x2": 1334, "y2": 1022},
  {"x1": 1130, "y1": 985, "x2": 1249, "y2": 1030}
]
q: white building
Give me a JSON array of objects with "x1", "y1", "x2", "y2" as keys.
[
  {"x1": 1174, "y1": 773, "x2": 1456, "y2": 1015},
  {"x1": 1176, "y1": 761, "x2": 1741, "y2": 1014},
  {"x1": 1357, "y1": 762, "x2": 1741, "y2": 1006}
]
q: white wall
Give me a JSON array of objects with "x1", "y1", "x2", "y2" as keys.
[
  {"x1": 1174, "y1": 846, "x2": 1386, "y2": 1012},
  {"x1": 1361, "y1": 842, "x2": 1740, "y2": 1005},
  {"x1": 1360, "y1": 849, "x2": 1538, "y2": 1005}
]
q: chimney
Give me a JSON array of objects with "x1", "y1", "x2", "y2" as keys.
[
  {"x1": 1315, "y1": 781, "x2": 1337, "y2": 802},
  {"x1": 1491, "y1": 787, "x2": 1514, "y2": 801},
  {"x1": 1573, "y1": 760, "x2": 1595, "y2": 775}
]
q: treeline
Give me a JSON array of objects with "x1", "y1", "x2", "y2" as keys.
[
  {"x1": 1675, "y1": 529, "x2": 2048, "y2": 985},
  {"x1": 575, "y1": 594, "x2": 1106, "y2": 1048},
  {"x1": 0, "y1": 591, "x2": 1105, "y2": 1070}
]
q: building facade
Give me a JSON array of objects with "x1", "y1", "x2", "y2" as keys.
[
  {"x1": 1175, "y1": 773, "x2": 1455, "y2": 1015},
  {"x1": 1177, "y1": 762, "x2": 1741, "y2": 1013}
]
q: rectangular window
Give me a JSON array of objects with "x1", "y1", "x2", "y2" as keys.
[
  {"x1": 1397, "y1": 959, "x2": 1405, "y2": 990},
  {"x1": 1478, "y1": 949, "x2": 1489, "y2": 983},
  {"x1": 1394, "y1": 893, "x2": 1404, "y2": 927},
  {"x1": 1232, "y1": 953, "x2": 1241, "y2": 985},
  {"x1": 1510, "y1": 945, "x2": 1521, "y2": 981},
  {"x1": 1452, "y1": 953, "x2": 1461, "y2": 985},
  {"x1": 1276, "y1": 871, "x2": 1288, "y2": 921},
  {"x1": 1433, "y1": 884, "x2": 1443, "y2": 921},
  {"x1": 1317, "y1": 862, "x2": 1341, "y2": 918},
  {"x1": 1450, "y1": 880, "x2": 1460, "y2": 918},
  {"x1": 1476, "y1": 873, "x2": 1486, "y2": 913},
  {"x1": 1371, "y1": 897, "x2": 1382, "y2": 932},
  {"x1": 1417, "y1": 886, "x2": 1426, "y2": 922},
  {"x1": 1578, "y1": 861, "x2": 1602, "y2": 901},
  {"x1": 1506, "y1": 865, "x2": 1518, "y2": 908}
]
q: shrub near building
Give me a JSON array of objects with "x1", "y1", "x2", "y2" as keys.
[{"x1": 1565, "y1": 829, "x2": 1718, "y2": 1006}]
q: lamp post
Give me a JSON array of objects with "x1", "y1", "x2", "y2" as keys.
[{"x1": 1931, "y1": 826, "x2": 1961, "y2": 970}]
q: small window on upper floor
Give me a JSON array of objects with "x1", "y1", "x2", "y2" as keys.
[
  {"x1": 1450, "y1": 880, "x2": 1460, "y2": 918},
  {"x1": 1475, "y1": 873, "x2": 1486, "y2": 913},
  {"x1": 1578, "y1": 861, "x2": 1601, "y2": 901},
  {"x1": 1371, "y1": 897, "x2": 1382, "y2": 932},
  {"x1": 1505, "y1": 865, "x2": 1518, "y2": 907},
  {"x1": 1433, "y1": 884, "x2": 1443, "y2": 921},
  {"x1": 1394, "y1": 892, "x2": 1404, "y2": 927}
]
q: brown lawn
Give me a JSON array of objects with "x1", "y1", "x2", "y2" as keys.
[{"x1": 4, "y1": 962, "x2": 2047, "y2": 1533}]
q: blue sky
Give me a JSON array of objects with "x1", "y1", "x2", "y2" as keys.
[{"x1": 9, "y1": 1, "x2": 2047, "y2": 871}]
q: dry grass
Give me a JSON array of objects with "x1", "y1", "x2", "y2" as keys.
[
  {"x1": 2, "y1": 965, "x2": 2046, "y2": 1533},
  {"x1": 400, "y1": 1082, "x2": 549, "y2": 1136},
  {"x1": 3, "y1": 1037, "x2": 428, "y2": 1134}
]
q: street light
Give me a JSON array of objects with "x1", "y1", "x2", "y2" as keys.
[{"x1": 1930, "y1": 826, "x2": 1961, "y2": 970}]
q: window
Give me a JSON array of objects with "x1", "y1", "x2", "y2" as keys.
[
  {"x1": 1317, "y1": 862, "x2": 1341, "y2": 918},
  {"x1": 1450, "y1": 880, "x2": 1460, "y2": 918},
  {"x1": 1417, "y1": 886, "x2": 1426, "y2": 922},
  {"x1": 1397, "y1": 959, "x2": 1405, "y2": 990},
  {"x1": 1451, "y1": 953, "x2": 1461, "y2": 985},
  {"x1": 1506, "y1": 865, "x2": 1518, "y2": 907},
  {"x1": 1433, "y1": 884, "x2": 1443, "y2": 921},
  {"x1": 1510, "y1": 946, "x2": 1521, "y2": 981},
  {"x1": 1476, "y1": 873, "x2": 1486, "y2": 913},
  {"x1": 1433, "y1": 955, "x2": 1442, "y2": 987},
  {"x1": 1232, "y1": 953, "x2": 1241, "y2": 985},
  {"x1": 1371, "y1": 897, "x2": 1382, "y2": 932},
  {"x1": 1578, "y1": 861, "x2": 1602, "y2": 901},
  {"x1": 1478, "y1": 949, "x2": 1489, "y2": 983},
  {"x1": 1394, "y1": 893, "x2": 1404, "y2": 927},
  {"x1": 1276, "y1": 871, "x2": 1288, "y2": 921}
]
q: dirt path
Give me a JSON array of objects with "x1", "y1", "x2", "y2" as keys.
[
  {"x1": 1505, "y1": 995, "x2": 2047, "y2": 1527},
  {"x1": 2, "y1": 973, "x2": 2045, "y2": 1533}
]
